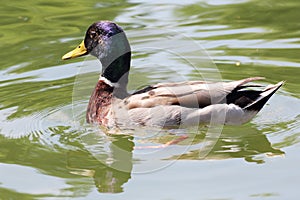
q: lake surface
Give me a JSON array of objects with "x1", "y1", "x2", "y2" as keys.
[{"x1": 1, "y1": 0, "x2": 300, "y2": 199}]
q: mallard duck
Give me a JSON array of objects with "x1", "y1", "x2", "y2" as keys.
[{"x1": 62, "y1": 21, "x2": 283, "y2": 128}]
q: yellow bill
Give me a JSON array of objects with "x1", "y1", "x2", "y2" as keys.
[{"x1": 62, "y1": 40, "x2": 88, "y2": 60}]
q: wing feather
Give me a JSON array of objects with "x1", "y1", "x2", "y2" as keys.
[{"x1": 124, "y1": 77, "x2": 265, "y2": 109}]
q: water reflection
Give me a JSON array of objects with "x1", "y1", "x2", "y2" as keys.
[
  {"x1": 0, "y1": 122, "x2": 286, "y2": 196},
  {"x1": 167, "y1": 125, "x2": 284, "y2": 164},
  {"x1": 63, "y1": 123, "x2": 285, "y2": 194},
  {"x1": 67, "y1": 134, "x2": 134, "y2": 193},
  {"x1": 0, "y1": 131, "x2": 134, "y2": 195}
]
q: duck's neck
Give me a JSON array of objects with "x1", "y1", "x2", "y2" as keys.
[
  {"x1": 98, "y1": 37, "x2": 131, "y2": 98},
  {"x1": 99, "y1": 52, "x2": 131, "y2": 98}
]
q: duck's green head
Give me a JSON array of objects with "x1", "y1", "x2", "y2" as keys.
[
  {"x1": 62, "y1": 21, "x2": 130, "y2": 61},
  {"x1": 62, "y1": 21, "x2": 131, "y2": 86}
]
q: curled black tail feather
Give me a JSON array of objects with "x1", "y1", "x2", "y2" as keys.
[{"x1": 244, "y1": 81, "x2": 284, "y2": 111}]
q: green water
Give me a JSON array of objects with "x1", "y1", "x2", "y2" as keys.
[{"x1": 1, "y1": 0, "x2": 300, "y2": 199}]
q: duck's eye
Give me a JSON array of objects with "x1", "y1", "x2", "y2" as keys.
[
  {"x1": 89, "y1": 30, "x2": 97, "y2": 39},
  {"x1": 78, "y1": 45, "x2": 81, "y2": 48}
]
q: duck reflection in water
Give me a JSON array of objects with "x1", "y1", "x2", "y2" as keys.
[
  {"x1": 66, "y1": 124, "x2": 284, "y2": 194},
  {"x1": 0, "y1": 125, "x2": 285, "y2": 195},
  {"x1": 67, "y1": 134, "x2": 134, "y2": 193},
  {"x1": 163, "y1": 125, "x2": 284, "y2": 164}
]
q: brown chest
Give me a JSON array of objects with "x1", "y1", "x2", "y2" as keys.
[{"x1": 86, "y1": 80, "x2": 114, "y2": 125}]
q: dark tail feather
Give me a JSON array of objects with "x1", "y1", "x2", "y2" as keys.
[{"x1": 244, "y1": 81, "x2": 284, "y2": 111}]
